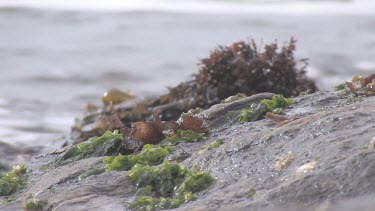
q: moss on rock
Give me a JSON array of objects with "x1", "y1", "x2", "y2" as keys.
[
  {"x1": 163, "y1": 130, "x2": 207, "y2": 145},
  {"x1": 128, "y1": 161, "x2": 214, "y2": 210},
  {"x1": 52, "y1": 130, "x2": 130, "y2": 168},
  {"x1": 0, "y1": 164, "x2": 28, "y2": 196},
  {"x1": 104, "y1": 144, "x2": 174, "y2": 172}
]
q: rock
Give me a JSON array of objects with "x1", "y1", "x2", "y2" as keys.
[{"x1": 1, "y1": 90, "x2": 375, "y2": 210}]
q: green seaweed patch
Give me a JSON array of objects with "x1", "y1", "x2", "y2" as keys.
[
  {"x1": 1, "y1": 196, "x2": 15, "y2": 205},
  {"x1": 78, "y1": 168, "x2": 105, "y2": 180},
  {"x1": 228, "y1": 103, "x2": 266, "y2": 123},
  {"x1": 128, "y1": 161, "x2": 214, "y2": 210},
  {"x1": 24, "y1": 199, "x2": 47, "y2": 211},
  {"x1": 334, "y1": 83, "x2": 347, "y2": 91},
  {"x1": 207, "y1": 139, "x2": 224, "y2": 150},
  {"x1": 0, "y1": 164, "x2": 28, "y2": 196},
  {"x1": 129, "y1": 195, "x2": 184, "y2": 210},
  {"x1": 104, "y1": 144, "x2": 174, "y2": 172},
  {"x1": 163, "y1": 130, "x2": 206, "y2": 145},
  {"x1": 231, "y1": 94, "x2": 293, "y2": 122},
  {"x1": 260, "y1": 94, "x2": 293, "y2": 112},
  {"x1": 50, "y1": 130, "x2": 129, "y2": 168}
]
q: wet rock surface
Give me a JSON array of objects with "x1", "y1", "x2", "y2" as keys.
[{"x1": 1, "y1": 90, "x2": 375, "y2": 211}]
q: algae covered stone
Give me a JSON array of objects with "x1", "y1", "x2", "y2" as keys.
[
  {"x1": 128, "y1": 161, "x2": 215, "y2": 210},
  {"x1": 0, "y1": 164, "x2": 28, "y2": 196},
  {"x1": 260, "y1": 94, "x2": 293, "y2": 112},
  {"x1": 53, "y1": 130, "x2": 129, "y2": 167},
  {"x1": 233, "y1": 94, "x2": 293, "y2": 122},
  {"x1": 104, "y1": 144, "x2": 174, "y2": 171},
  {"x1": 163, "y1": 130, "x2": 207, "y2": 145}
]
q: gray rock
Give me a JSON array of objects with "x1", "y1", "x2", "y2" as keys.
[{"x1": 1, "y1": 90, "x2": 375, "y2": 211}]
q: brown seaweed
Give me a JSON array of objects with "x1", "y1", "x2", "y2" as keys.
[
  {"x1": 177, "y1": 115, "x2": 208, "y2": 133},
  {"x1": 128, "y1": 111, "x2": 164, "y2": 145},
  {"x1": 168, "y1": 38, "x2": 317, "y2": 108},
  {"x1": 345, "y1": 73, "x2": 375, "y2": 97}
]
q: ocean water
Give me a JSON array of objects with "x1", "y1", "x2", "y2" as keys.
[{"x1": 0, "y1": 0, "x2": 374, "y2": 148}]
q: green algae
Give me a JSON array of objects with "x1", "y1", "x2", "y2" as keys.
[
  {"x1": 24, "y1": 199, "x2": 46, "y2": 211},
  {"x1": 78, "y1": 168, "x2": 105, "y2": 180},
  {"x1": 335, "y1": 83, "x2": 347, "y2": 91},
  {"x1": 232, "y1": 94, "x2": 293, "y2": 122},
  {"x1": 236, "y1": 105, "x2": 266, "y2": 122},
  {"x1": 129, "y1": 195, "x2": 182, "y2": 210},
  {"x1": 104, "y1": 144, "x2": 174, "y2": 172},
  {"x1": 163, "y1": 130, "x2": 207, "y2": 145},
  {"x1": 51, "y1": 130, "x2": 129, "y2": 168},
  {"x1": 0, "y1": 164, "x2": 28, "y2": 196},
  {"x1": 1, "y1": 196, "x2": 15, "y2": 205},
  {"x1": 260, "y1": 94, "x2": 293, "y2": 112},
  {"x1": 207, "y1": 139, "x2": 224, "y2": 150},
  {"x1": 128, "y1": 161, "x2": 214, "y2": 210},
  {"x1": 177, "y1": 171, "x2": 214, "y2": 194}
]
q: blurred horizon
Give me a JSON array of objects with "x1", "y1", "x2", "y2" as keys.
[{"x1": 0, "y1": 0, "x2": 374, "y2": 15}]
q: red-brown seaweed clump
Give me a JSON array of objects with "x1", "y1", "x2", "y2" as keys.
[{"x1": 168, "y1": 38, "x2": 317, "y2": 108}]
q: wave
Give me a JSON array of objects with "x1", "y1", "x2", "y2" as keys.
[{"x1": 0, "y1": 0, "x2": 374, "y2": 15}]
